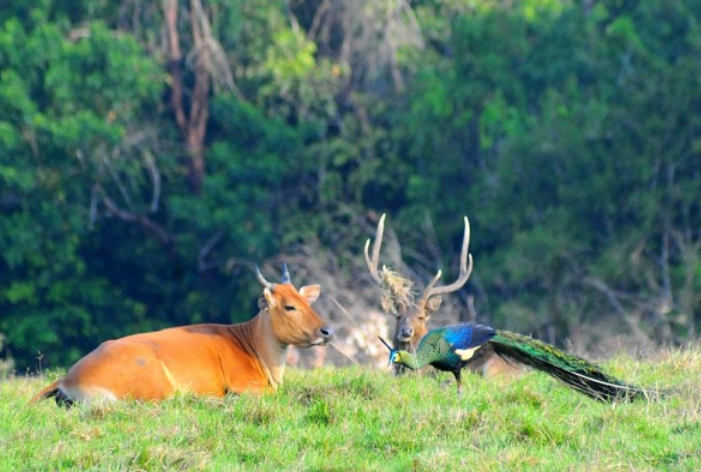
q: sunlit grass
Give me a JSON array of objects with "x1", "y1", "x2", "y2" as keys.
[{"x1": 1, "y1": 350, "x2": 700, "y2": 471}]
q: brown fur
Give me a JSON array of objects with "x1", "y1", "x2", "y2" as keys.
[{"x1": 31, "y1": 283, "x2": 333, "y2": 405}]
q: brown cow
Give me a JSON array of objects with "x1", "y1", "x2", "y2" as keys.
[{"x1": 32, "y1": 265, "x2": 334, "y2": 406}]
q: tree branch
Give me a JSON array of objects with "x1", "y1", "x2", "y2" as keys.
[
  {"x1": 164, "y1": 0, "x2": 187, "y2": 135},
  {"x1": 582, "y1": 276, "x2": 652, "y2": 345},
  {"x1": 94, "y1": 184, "x2": 174, "y2": 249}
]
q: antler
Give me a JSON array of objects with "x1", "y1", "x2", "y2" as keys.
[
  {"x1": 419, "y1": 216, "x2": 474, "y2": 302},
  {"x1": 364, "y1": 214, "x2": 386, "y2": 284}
]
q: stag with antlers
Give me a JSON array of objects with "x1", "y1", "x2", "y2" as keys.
[{"x1": 365, "y1": 214, "x2": 519, "y2": 377}]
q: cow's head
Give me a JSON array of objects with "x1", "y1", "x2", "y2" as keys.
[{"x1": 256, "y1": 264, "x2": 334, "y2": 347}]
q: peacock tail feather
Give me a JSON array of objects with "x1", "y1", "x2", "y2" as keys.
[
  {"x1": 491, "y1": 330, "x2": 648, "y2": 402},
  {"x1": 382, "y1": 323, "x2": 655, "y2": 402}
]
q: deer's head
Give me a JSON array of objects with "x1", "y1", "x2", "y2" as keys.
[{"x1": 365, "y1": 215, "x2": 473, "y2": 354}]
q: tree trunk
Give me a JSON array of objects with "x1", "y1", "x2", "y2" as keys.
[{"x1": 164, "y1": 0, "x2": 211, "y2": 195}]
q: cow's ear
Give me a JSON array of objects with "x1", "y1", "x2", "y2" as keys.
[
  {"x1": 299, "y1": 285, "x2": 320, "y2": 304},
  {"x1": 262, "y1": 287, "x2": 277, "y2": 309},
  {"x1": 257, "y1": 293, "x2": 269, "y2": 311}
]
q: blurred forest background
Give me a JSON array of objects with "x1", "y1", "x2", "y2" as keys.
[{"x1": 2, "y1": 0, "x2": 701, "y2": 372}]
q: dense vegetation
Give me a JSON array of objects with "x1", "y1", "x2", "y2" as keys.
[
  {"x1": 3, "y1": 351, "x2": 700, "y2": 471},
  {"x1": 2, "y1": 0, "x2": 701, "y2": 371}
]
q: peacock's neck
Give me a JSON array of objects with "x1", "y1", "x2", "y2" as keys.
[{"x1": 398, "y1": 350, "x2": 425, "y2": 370}]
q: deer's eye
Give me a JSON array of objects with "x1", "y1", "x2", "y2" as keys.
[{"x1": 284, "y1": 305, "x2": 296, "y2": 312}]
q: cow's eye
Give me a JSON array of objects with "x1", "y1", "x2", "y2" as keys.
[{"x1": 285, "y1": 305, "x2": 296, "y2": 312}]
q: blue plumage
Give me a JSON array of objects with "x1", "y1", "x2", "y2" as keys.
[
  {"x1": 382, "y1": 324, "x2": 496, "y2": 394},
  {"x1": 442, "y1": 324, "x2": 496, "y2": 348},
  {"x1": 381, "y1": 323, "x2": 649, "y2": 401}
]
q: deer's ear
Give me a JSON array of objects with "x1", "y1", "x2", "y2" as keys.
[
  {"x1": 426, "y1": 296, "x2": 442, "y2": 316},
  {"x1": 299, "y1": 285, "x2": 320, "y2": 305}
]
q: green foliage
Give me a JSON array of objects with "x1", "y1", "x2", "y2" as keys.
[
  {"x1": 390, "y1": 0, "x2": 701, "y2": 342},
  {"x1": 2, "y1": 0, "x2": 701, "y2": 370},
  {"x1": 2, "y1": 352, "x2": 701, "y2": 471},
  {"x1": 0, "y1": 10, "x2": 168, "y2": 369}
]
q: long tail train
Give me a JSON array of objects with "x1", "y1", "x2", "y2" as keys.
[{"x1": 491, "y1": 330, "x2": 651, "y2": 402}]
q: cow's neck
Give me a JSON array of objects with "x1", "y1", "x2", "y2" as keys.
[{"x1": 232, "y1": 311, "x2": 287, "y2": 390}]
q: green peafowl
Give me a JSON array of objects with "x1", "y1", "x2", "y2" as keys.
[{"x1": 379, "y1": 323, "x2": 649, "y2": 402}]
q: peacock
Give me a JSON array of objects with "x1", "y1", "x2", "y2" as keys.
[{"x1": 379, "y1": 323, "x2": 650, "y2": 402}]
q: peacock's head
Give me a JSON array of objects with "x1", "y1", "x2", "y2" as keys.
[{"x1": 378, "y1": 337, "x2": 401, "y2": 366}]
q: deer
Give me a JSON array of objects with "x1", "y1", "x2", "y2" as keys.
[
  {"x1": 31, "y1": 264, "x2": 334, "y2": 406},
  {"x1": 365, "y1": 214, "x2": 520, "y2": 378}
]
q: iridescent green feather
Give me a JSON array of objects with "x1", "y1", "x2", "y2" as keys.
[
  {"x1": 491, "y1": 330, "x2": 646, "y2": 402},
  {"x1": 383, "y1": 323, "x2": 654, "y2": 401},
  {"x1": 386, "y1": 323, "x2": 650, "y2": 402},
  {"x1": 412, "y1": 330, "x2": 455, "y2": 365},
  {"x1": 394, "y1": 325, "x2": 496, "y2": 372},
  {"x1": 394, "y1": 333, "x2": 456, "y2": 370}
]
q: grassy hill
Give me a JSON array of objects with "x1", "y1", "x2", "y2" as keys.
[{"x1": 1, "y1": 350, "x2": 700, "y2": 471}]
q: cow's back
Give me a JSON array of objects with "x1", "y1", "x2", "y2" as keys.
[{"x1": 58, "y1": 324, "x2": 268, "y2": 403}]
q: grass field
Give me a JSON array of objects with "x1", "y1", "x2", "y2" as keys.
[{"x1": 1, "y1": 350, "x2": 700, "y2": 472}]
